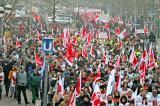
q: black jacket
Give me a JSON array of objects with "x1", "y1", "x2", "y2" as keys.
[{"x1": 78, "y1": 101, "x2": 92, "y2": 106}]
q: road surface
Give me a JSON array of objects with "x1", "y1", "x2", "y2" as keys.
[{"x1": 0, "y1": 89, "x2": 34, "y2": 106}]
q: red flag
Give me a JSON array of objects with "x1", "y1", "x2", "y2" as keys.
[
  {"x1": 34, "y1": 15, "x2": 41, "y2": 22},
  {"x1": 94, "y1": 15, "x2": 99, "y2": 23},
  {"x1": 81, "y1": 27, "x2": 87, "y2": 38},
  {"x1": 16, "y1": 37, "x2": 22, "y2": 48},
  {"x1": 76, "y1": 71, "x2": 81, "y2": 96},
  {"x1": 69, "y1": 90, "x2": 76, "y2": 106},
  {"x1": 35, "y1": 53, "x2": 43, "y2": 66},
  {"x1": 91, "y1": 84, "x2": 101, "y2": 106},
  {"x1": 37, "y1": 30, "x2": 42, "y2": 41},
  {"x1": 144, "y1": 26, "x2": 149, "y2": 34},
  {"x1": 140, "y1": 61, "x2": 147, "y2": 79},
  {"x1": 73, "y1": 36, "x2": 78, "y2": 46},
  {"x1": 82, "y1": 44, "x2": 88, "y2": 58},
  {"x1": 114, "y1": 55, "x2": 121, "y2": 68},
  {"x1": 97, "y1": 63, "x2": 101, "y2": 77},
  {"x1": 90, "y1": 46, "x2": 95, "y2": 58},
  {"x1": 103, "y1": 53, "x2": 109, "y2": 65},
  {"x1": 65, "y1": 41, "x2": 74, "y2": 66},
  {"x1": 129, "y1": 47, "x2": 138, "y2": 68},
  {"x1": 148, "y1": 43, "x2": 155, "y2": 70},
  {"x1": 117, "y1": 29, "x2": 127, "y2": 39},
  {"x1": 18, "y1": 23, "x2": 25, "y2": 35},
  {"x1": 115, "y1": 75, "x2": 121, "y2": 92},
  {"x1": 142, "y1": 47, "x2": 148, "y2": 62},
  {"x1": 105, "y1": 22, "x2": 110, "y2": 30},
  {"x1": 62, "y1": 28, "x2": 70, "y2": 47},
  {"x1": 115, "y1": 27, "x2": 121, "y2": 35},
  {"x1": 87, "y1": 33, "x2": 93, "y2": 46},
  {"x1": 57, "y1": 77, "x2": 64, "y2": 96}
]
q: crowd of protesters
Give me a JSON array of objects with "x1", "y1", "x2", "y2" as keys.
[{"x1": 0, "y1": 17, "x2": 160, "y2": 106}]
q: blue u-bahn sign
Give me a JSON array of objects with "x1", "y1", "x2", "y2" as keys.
[{"x1": 42, "y1": 38, "x2": 53, "y2": 54}]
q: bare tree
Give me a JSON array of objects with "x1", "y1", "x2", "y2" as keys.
[
  {"x1": 46, "y1": 0, "x2": 61, "y2": 23},
  {"x1": 0, "y1": 0, "x2": 19, "y2": 22}
]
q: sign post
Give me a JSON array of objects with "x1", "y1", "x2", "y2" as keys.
[{"x1": 42, "y1": 38, "x2": 53, "y2": 106}]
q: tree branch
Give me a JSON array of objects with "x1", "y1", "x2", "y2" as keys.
[{"x1": 4, "y1": 0, "x2": 19, "y2": 22}]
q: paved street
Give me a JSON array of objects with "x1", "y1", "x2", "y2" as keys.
[{"x1": 0, "y1": 88, "x2": 33, "y2": 106}]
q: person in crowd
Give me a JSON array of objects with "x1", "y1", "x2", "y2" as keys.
[
  {"x1": 106, "y1": 94, "x2": 115, "y2": 106},
  {"x1": 53, "y1": 91, "x2": 63, "y2": 106},
  {"x1": 76, "y1": 90, "x2": 85, "y2": 105},
  {"x1": 16, "y1": 66, "x2": 29, "y2": 104},
  {"x1": 8, "y1": 67, "x2": 17, "y2": 98},
  {"x1": 0, "y1": 66, "x2": 4, "y2": 99},
  {"x1": 113, "y1": 91, "x2": 120, "y2": 106},
  {"x1": 119, "y1": 95, "x2": 129, "y2": 106},
  {"x1": 78, "y1": 93, "x2": 92, "y2": 106},
  {"x1": 136, "y1": 88, "x2": 151, "y2": 105},
  {"x1": 29, "y1": 69, "x2": 41, "y2": 104},
  {"x1": 2, "y1": 59, "x2": 11, "y2": 97},
  {"x1": 60, "y1": 94, "x2": 69, "y2": 106},
  {"x1": 151, "y1": 88, "x2": 160, "y2": 106}
]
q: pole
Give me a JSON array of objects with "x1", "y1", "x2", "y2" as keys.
[
  {"x1": 0, "y1": 16, "x2": 4, "y2": 46},
  {"x1": 155, "y1": 0, "x2": 158, "y2": 40},
  {"x1": 42, "y1": 54, "x2": 48, "y2": 106},
  {"x1": 29, "y1": 0, "x2": 33, "y2": 38},
  {"x1": 134, "y1": 0, "x2": 137, "y2": 29}
]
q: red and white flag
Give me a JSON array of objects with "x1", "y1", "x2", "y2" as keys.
[
  {"x1": 117, "y1": 40, "x2": 123, "y2": 49},
  {"x1": 139, "y1": 61, "x2": 147, "y2": 80},
  {"x1": 37, "y1": 30, "x2": 42, "y2": 41},
  {"x1": 82, "y1": 44, "x2": 88, "y2": 58},
  {"x1": 103, "y1": 53, "x2": 109, "y2": 65},
  {"x1": 81, "y1": 27, "x2": 87, "y2": 38},
  {"x1": 115, "y1": 74, "x2": 122, "y2": 92},
  {"x1": 142, "y1": 46, "x2": 148, "y2": 62},
  {"x1": 129, "y1": 47, "x2": 138, "y2": 68},
  {"x1": 114, "y1": 55, "x2": 121, "y2": 68},
  {"x1": 117, "y1": 29, "x2": 127, "y2": 39},
  {"x1": 62, "y1": 28, "x2": 70, "y2": 47},
  {"x1": 94, "y1": 15, "x2": 99, "y2": 23},
  {"x1": 105, "y1": 22, "x2": 110, "y2": 30},
  {"x1": 106, "y1": 69, "x2": 116, "y2": 96},
  {"x1": 115, "y1": 27, "x2": 121, "y2": 35},
  {"x1": 35, "y1": 53, "x2": 43, "y2": 66},
  {"x1": 16, "y1": 37, "x2": 22, "y2": 48},
  {"x1": 144, "y1": 26, "x2": 149, "y2": 34},
  {"x1": 87, "y1": 33, "x2": 93, "y2": 46},
  {"x1": 65, "y1": 41, "x2": 74, "y2": 66},
  {"x1": 148, "y1": 43, "x2": 155, "y2": 70},
  {"x1": 73, "y1": 36, "x2": 78, "y2": 46},
  {"x1": 90, "y1": 46, "x2": 95, "y2": 58},
  {"x1": 94, "y1": 63, "x2": 101, "y2": 82},
  {"x1": 76, "y1": 71, "x2": 81, "y2": 96},
  {"x1": 57, "y1": 77, "x2": 64, "y2": 96},
  {"x1": 69, "y1": 90, "x2": 76, "y2": 106},
  {"x1": 91, "y1": 83, "x2": 101, "y2": 106}
]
